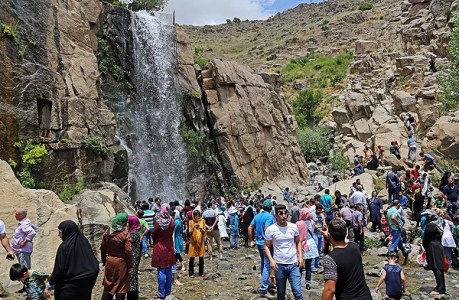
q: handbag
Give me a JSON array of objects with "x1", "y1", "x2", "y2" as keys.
[{"x1": 444, "y1": 256, "x2": 449, "y2": 273}]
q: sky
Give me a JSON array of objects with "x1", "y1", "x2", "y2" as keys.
[{"x1": 163, "y1": 0, "x2": 324, "y2": 26}]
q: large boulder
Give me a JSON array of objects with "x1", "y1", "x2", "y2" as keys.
[
  {"x1": 355, "y1": 40, "x2": 379, "y2": 55},
  {"x1": 0, "y1": 160, "x2": 78, "y2": 285},
  {"x1": 395, "y1": 56, "x2": 428, "y2": 76},
  {"x1": 392, "y1": 91, "x2": 417, "y2": 113},
  {"x1": 354, "y1": 118, "x2": 373, "y2": 142},
  {"x1": 320, "y1": 173, "x2": 375, "y2": 196},
  {"x1": 423, "y1": 114, "x2": 459, "y2": 159}
]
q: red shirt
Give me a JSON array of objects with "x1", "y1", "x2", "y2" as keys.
[{"x1": 411, "y1": 169, "x2": 420, "y2": 180}]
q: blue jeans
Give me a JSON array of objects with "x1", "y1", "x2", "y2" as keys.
[
  {"x1": 142, "y1": 235, "x2": 148, "y2": 254},
  {"x1": 275, "y1": 263, "x2": 303, "y2": 300},
  {"x1": 389, "y1": 229, "x2": 408, "y2": 257},
  {"x1": 230, "y1": 230, "x2": 239, "y2": 248},
  {"x1": 314, "y1": 233, "x2": 322, "y2": 268},
  {"x1": 448, "y1": 201, "x2": 459, "y2": 217},
  {"x1": 257, "y1": 244, "x2": 272, "y2": 294},
  {"x1": 301, "y1": 258, "x2": 313, "y2": 285},
  {"x1": 157, "y1": 266, "x2": 172, "y2": 298}
]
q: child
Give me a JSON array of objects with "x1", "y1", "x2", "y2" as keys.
[
  {"x1": 9, "y1": 263, "x2": 50, "y2": 300},
  {"x1": 375, "y1": 252, "x2": 406, "y2": 300},
  {"x1": 381, "y1": 212, "x2": 390, "y2": 238}
]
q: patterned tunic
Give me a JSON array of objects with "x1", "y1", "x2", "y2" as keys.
[
  {"x1": 24, "y1": 270, "x2": 48, "y2": 300},
  {"x1": 129, "y1": 230, "x2": 141, "y2": 291}
]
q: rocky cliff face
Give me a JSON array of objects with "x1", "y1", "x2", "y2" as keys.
[
  {"x1": 0, "y1": 0, "x2": 118, "y2": 187},
  {"x1": 331, "y1": 0, "x2": 459, "y2": 165},
  {"x1": 200, "y1": 59, "x2": 308, "y2": 186}
]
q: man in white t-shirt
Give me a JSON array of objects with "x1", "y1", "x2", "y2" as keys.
[
  {"x1": 0, "y1": 220, "x2": 15, "y2": 259},
  {"x1": 264, "y1": 204, "x2": 303, "y2": 300}
]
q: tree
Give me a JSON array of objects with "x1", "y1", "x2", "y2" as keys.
[
  {"x1": 131, "y1": 0, "x2": 168, "y2": 11},
  {"x1": 438, "y1": 17, "x2": 459, "y2": 112},
  {"x1": 293, "y1": 89, "x2": 323, "y2": 128}
]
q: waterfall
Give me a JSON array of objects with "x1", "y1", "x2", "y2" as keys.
[{"x1": 116, "y1": 10, "x2": 188, "y2": 202}]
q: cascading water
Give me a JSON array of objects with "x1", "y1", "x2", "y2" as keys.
[{"x1": 116, "y1": 10, "x2": 188, "y2": 202}]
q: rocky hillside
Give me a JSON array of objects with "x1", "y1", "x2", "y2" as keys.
[{"x1": 184, "y1": 0, "x2": 459, "y2": 174}]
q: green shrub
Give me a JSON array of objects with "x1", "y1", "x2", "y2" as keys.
[
  {"x1": 9, "y1": 140, "x2": 48, "y2": 188},
  {"x1": 438, "y1": 17, "x2": 459, "y2": 113},
  {"x1": 0, "y1": 22, "x2": 18, "y2": 43},
  {"x1": 82, "y1": 135, "x2": 110, "y2": 156},
  {"x1": 180, "y1": 126, "x2": 206, "y2": 156},
  {"x1": 193, "y1": 47, "x2": 208, "y2": 69},
  {"x1": 297, "y1": 126, "x2": 332, "y2": 162},
  {"x1": 359, "y1": 2, "x2": 374, "y2": 11},
  {"x1": 329, "y1": 149, "x2": 350, "y2": 172},
  {"x1": 293, "y1": 89, "x2": 323, "y2": 128},
  {"x1": 96, "y1": 38, "x2": 124, "y2": 81},
  {"x1": 59, "y1": 182, "x2": 85, "y2": 202}
]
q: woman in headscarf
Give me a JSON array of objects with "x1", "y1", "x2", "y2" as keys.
[
  {"x1": 296, "y1": 208, "x2": 319, "y2": 290},
  {"x1": 422, "y1": 212, "x2": 446, "y2": 296},
  {"x1": 217, "y1": 206, "x2": 228, "y2": 240},
  {"x1": 173, "y1": 207, "x2": 185, "y2": 272},
  {"x1": 127, "y1": 216, "x2": 142, "y2": 300},
  {"x1": 101, "y1": 212, "x2": 133, "y2": 300},
  {"x1": 46, "y1": 220, "x2": 99, "y2": 300},
  {"x1": 151, "y1": 203, "x2": 176, "y2": 299},
  {"x1": 188, "y1": 209, "x2": 206, "y2": 278}
]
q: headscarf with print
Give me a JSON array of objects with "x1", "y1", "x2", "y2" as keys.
[{"x1": 157, "y1": 203, "x2": 172, "y2": 230}]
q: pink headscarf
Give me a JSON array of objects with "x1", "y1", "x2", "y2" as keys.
[
  {"x1": 297, "y1": 208, "x2": 315, "y2": 253},
  {"x1": 157, "y1": 203, "x2": 172, "y2": 230},
  {"x1": 299, "y1": 207, "x2": 311, "y2": 221},
  {"x1": 128, "y1": 215, "x2": 141, "y2": 233}
]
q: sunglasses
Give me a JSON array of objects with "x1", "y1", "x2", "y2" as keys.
[{"x1": 277, "y1": 210, "x2": 289, "y2": 216}]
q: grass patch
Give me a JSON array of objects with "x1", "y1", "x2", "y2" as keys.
[
  {"x1": 293, "y1": 89, "x2": 323, "y2": 128},
  {"x1": 282, "y1": 51, "x2": 353, "y2": 88},
  {"x1": 59, "y1": 182, "x2": 85, "y2": 202},
  {"x1": 359, "y1": 2, "x2": 374, "y2": 11}
]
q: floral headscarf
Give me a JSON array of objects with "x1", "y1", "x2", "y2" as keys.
[{"x1": 157, "y1": 203, "x2": 172, "y2": 230}]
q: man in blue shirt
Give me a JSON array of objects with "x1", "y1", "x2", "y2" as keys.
[
  {"x1": 249, "y1": 200, "x2": 275, "y2": 299},
  {"x1": 283, "y1": 187, "x2": 292, "y2": 204},
  {"x1": 321, "y1": 189, "x2": 334, "y2": 222}
]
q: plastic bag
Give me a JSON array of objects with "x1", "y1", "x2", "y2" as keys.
[{"x1": 417, "y1": 251, "x2": 427, "y2": 267}]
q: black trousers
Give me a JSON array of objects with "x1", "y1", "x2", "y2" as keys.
[
  {"x1": 433, "y1": 269, "x2": 446, "y2": 294},
  {"x1": 353, "y1": 228, "x2": 365, "y2": 252},
  {"x1": 101, "y1": 291, "x2": 125, "y2": 300},
  {"x1": 189, "y1": 257, "x2": 204, "y2": 276}
]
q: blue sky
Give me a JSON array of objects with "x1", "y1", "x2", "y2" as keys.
[{"x1": 163, "y1": 0, "x2": 325, "y2": 26}]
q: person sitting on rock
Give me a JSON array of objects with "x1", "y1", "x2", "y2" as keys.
[
  {"x1": 420, "y1": 152, "x2": 444, "y2": 173},
  {"x1": 353, "y1": 155, "x2": 364, "y2": 175},
  {"x1": 429, "y1": 53, "x2": 437, "y2": 73}
]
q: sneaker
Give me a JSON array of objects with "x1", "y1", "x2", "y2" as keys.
[
  {"x1": 311, "y1": 267, "x2": 318, "y2": 273},
  {"x1": 144, "y1": 253, "x2": 149, "y2": 258},
  {"x1": 306, "y1": 284, "x2": 311, "y2": 290},
  {"x1": 259, "y1": 292, "x2": 276, "y2": 299}
]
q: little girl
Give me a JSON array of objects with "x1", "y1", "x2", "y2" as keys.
[{"x1": 375, "y1": 252, "x2": 406, "y2": 300}]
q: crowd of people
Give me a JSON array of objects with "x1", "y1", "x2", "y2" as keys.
[{"x1": 1, "y1": 166, "x2": 458, "y2": 300}]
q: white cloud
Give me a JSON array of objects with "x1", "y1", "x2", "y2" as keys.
[{"x1": 162, "y1": 0, "x2": 274, "y2": 26}]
